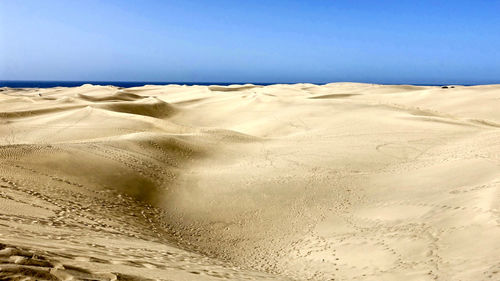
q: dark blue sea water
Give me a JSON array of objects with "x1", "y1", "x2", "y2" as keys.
[
  {"x1": 0, "y1": 80, "x2": 484, "y2": 88},
  {"x1": 0, "y1": 80, "x2": 277, "y2": 88}
]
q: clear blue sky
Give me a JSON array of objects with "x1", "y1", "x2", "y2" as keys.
[{"x1": 1, "y1": 0, "x2": 499, "y2": 84}]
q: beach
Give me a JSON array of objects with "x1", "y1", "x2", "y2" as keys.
[{"x1": 0, "y1": 83, "x2": 499, "y2": 280}]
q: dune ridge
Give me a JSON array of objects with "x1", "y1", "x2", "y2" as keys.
[{"x1": 0, "y1": 83, "x2": 499, "y2": 280}]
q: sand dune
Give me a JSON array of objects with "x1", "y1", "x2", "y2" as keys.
[{"x1": 0, "y1": 83, "x2": 499, "y2": 280}]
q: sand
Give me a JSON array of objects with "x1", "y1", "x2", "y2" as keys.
[{"x1": 0, "y1": 83, "x2": 499, "y2": 280}]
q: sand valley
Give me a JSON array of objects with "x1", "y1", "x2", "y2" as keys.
[{"x1": 0, "y1": 83, "x2": 499, "y2": 280}]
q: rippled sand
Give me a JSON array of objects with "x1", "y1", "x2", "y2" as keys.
[{"x1": 0, "y1": 83, "x2": 499, "y2": 280}]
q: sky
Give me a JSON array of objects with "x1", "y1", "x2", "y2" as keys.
[{"x1": 1, "y1": 0, "x2": 499, "y2": 84}]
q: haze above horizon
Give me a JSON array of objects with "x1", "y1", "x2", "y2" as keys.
[{"x1": 1, "y1": 0, "x2": 499, "y2": 84}]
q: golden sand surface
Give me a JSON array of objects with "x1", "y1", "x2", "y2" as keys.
[{"x1": 0, "y1": 83, "x2": 499, "y2": 280}]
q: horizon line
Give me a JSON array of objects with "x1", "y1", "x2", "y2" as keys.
[{"x1": 2, "y1": 79, "x2": 500, "y2": 87}]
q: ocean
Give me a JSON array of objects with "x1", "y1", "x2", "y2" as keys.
[
  {"x1": 0, "y1": 80, "x2": 486, "y2": 88},
  {"x1": 0, "y1": 80, "x2": 277, "y2": 88}
]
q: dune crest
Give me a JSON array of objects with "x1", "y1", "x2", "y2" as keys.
[{"x1": 0, "y1": 83, "x2": 499, "y2": 280}]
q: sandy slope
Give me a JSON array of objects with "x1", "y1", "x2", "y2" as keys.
[{"x1": 0, "y1": 83, "x2": 499, "y2": 281}]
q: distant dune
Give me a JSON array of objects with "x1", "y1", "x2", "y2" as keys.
[{"x1": 0, "y1": 83, "x2": 499, "y2": 280}]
